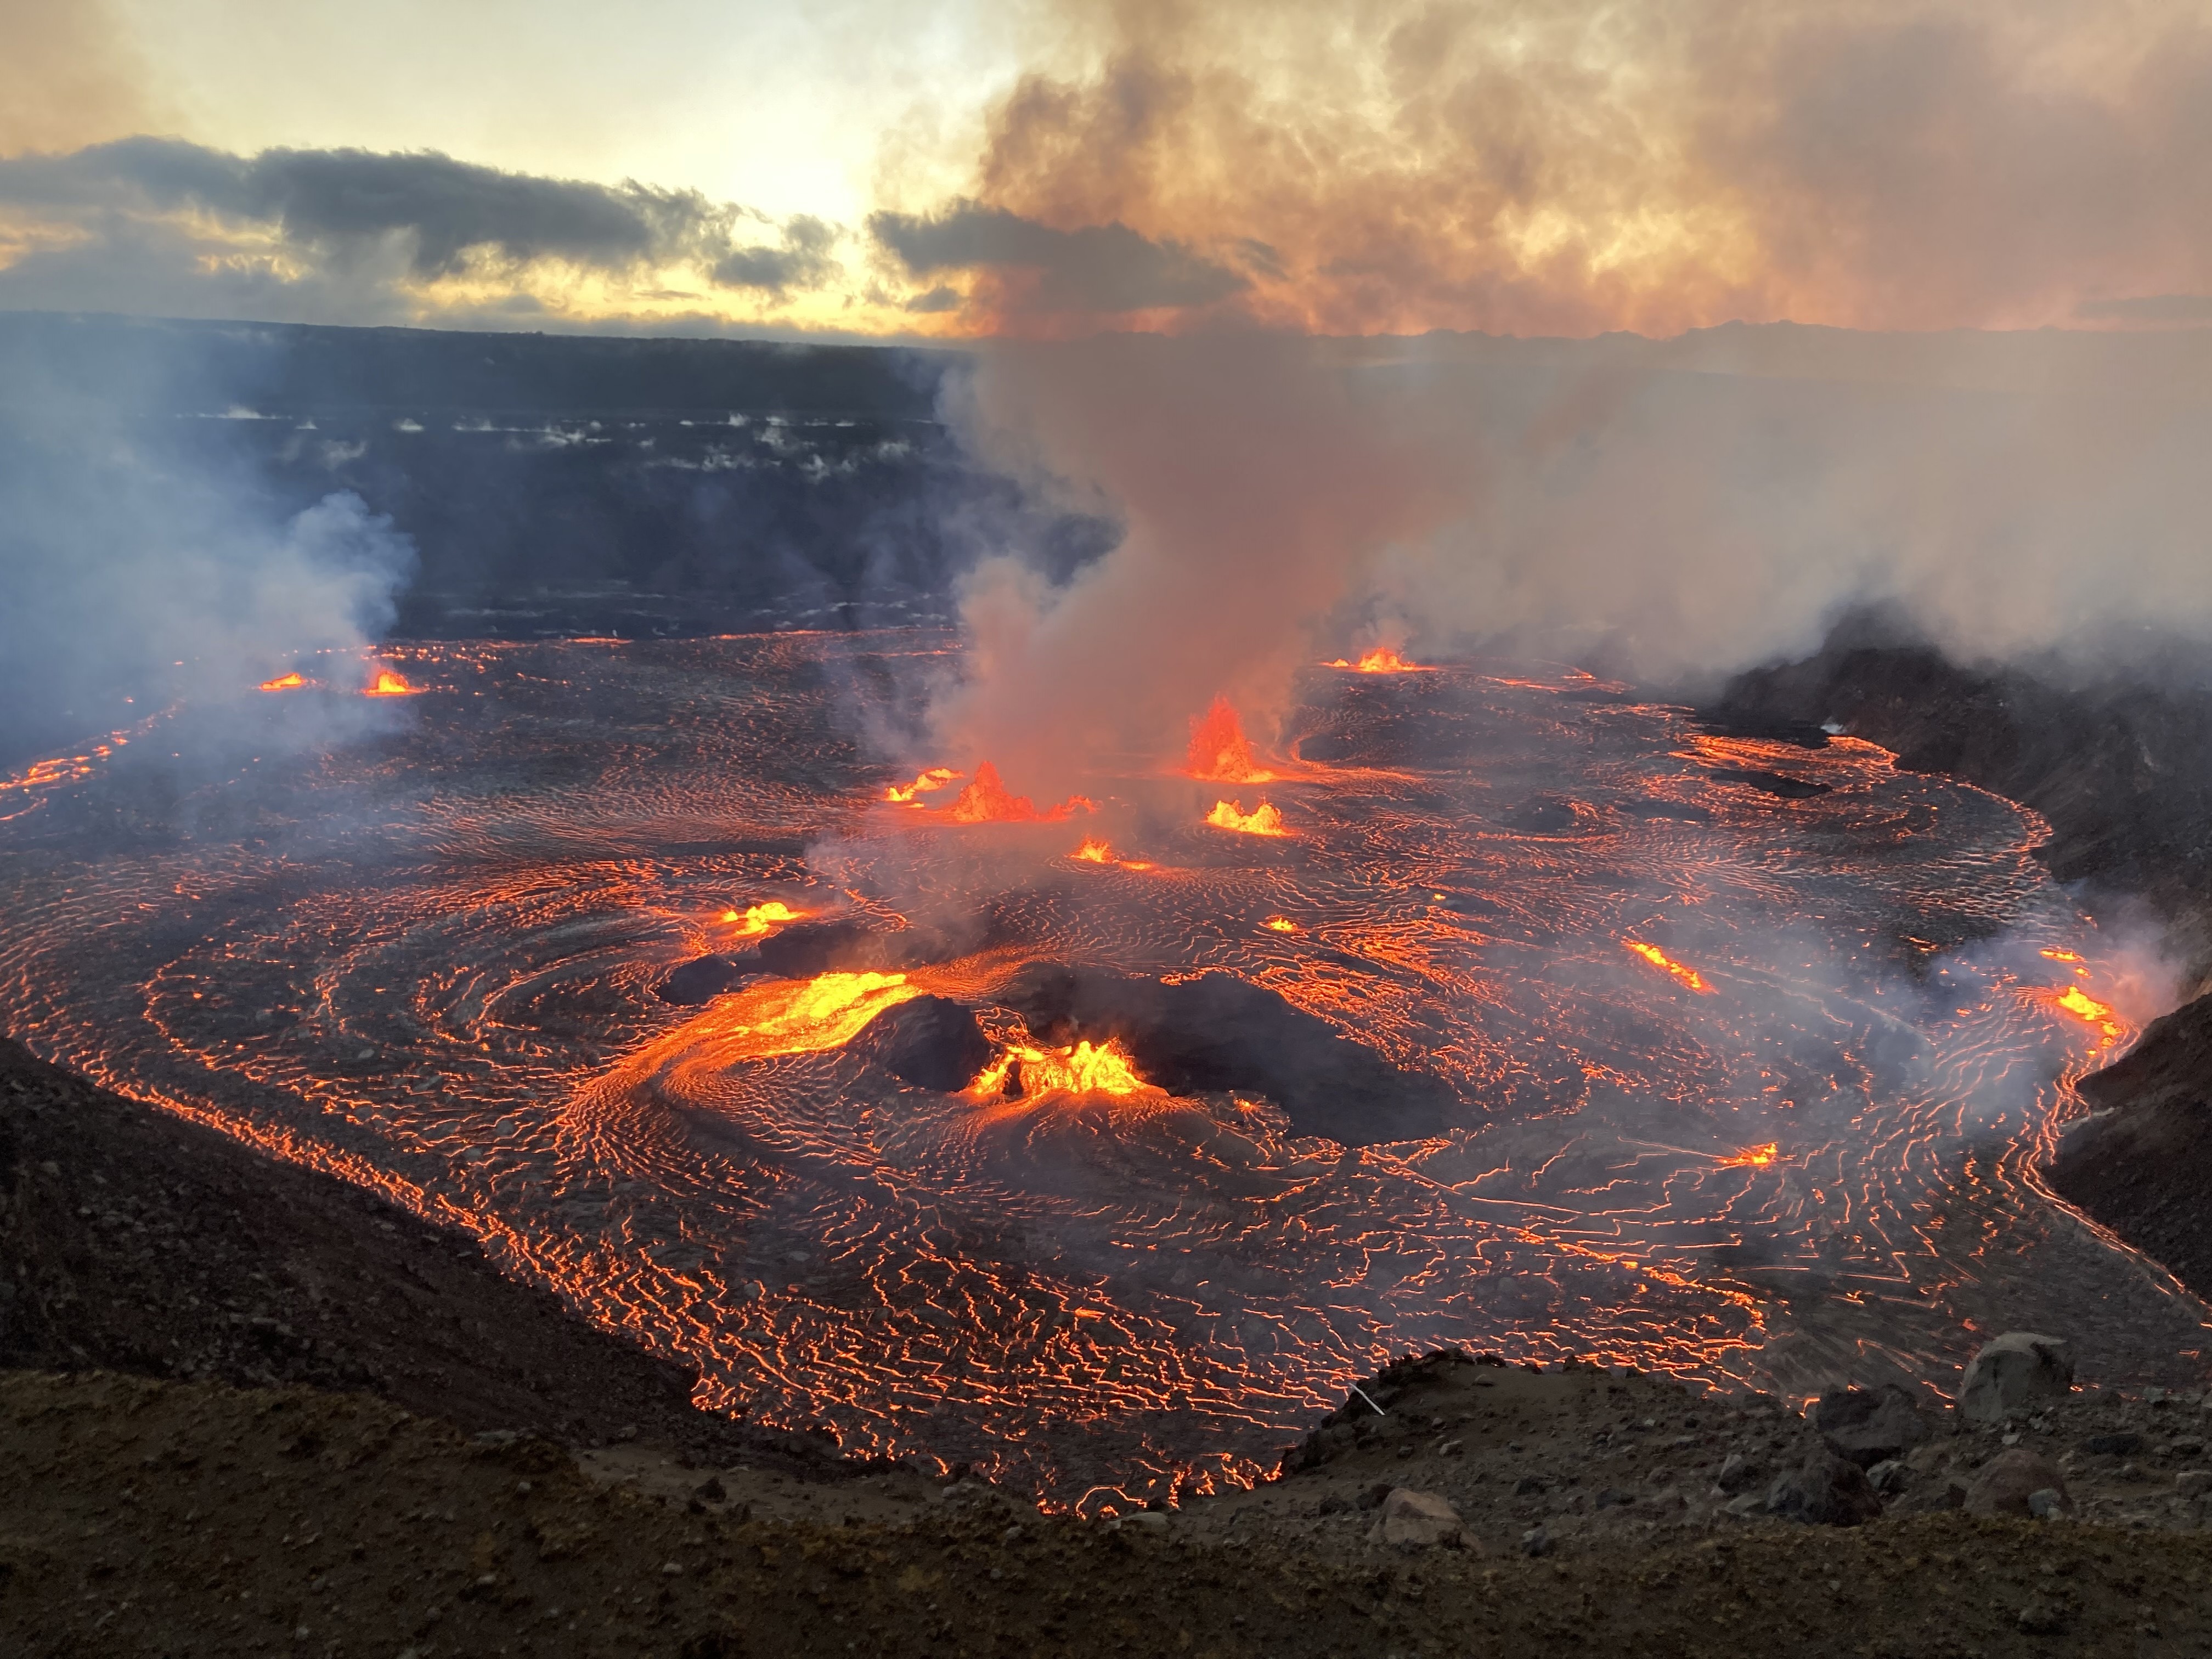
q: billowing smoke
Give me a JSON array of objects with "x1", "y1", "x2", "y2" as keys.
[
  {"x1": 878, "y1": 0, "x2": 2212, "y2": 336},
  {"x1": 0, "y1": 326, "x2": 417, "y2": 771},
  {"x1": 923, "y1": 324, "x2": 2212, "y2": 788}
]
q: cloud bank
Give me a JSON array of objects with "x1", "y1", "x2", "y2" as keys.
[{"x1": 0, "y1": 138, "x2": 850, "y2": 329}]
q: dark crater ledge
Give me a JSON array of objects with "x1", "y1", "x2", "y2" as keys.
[
  {"x1": 2050, "y1": 997, "x2": 2212, "y2": 1300},
  {"x1": 0, "y1": 1037, "x2": 866, "y2": 1477},
  {"x1": 1000, "y1": 962, "x2": 1468, "y2": 1146}
]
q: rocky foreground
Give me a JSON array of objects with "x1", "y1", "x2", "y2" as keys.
[{"x1": 13, "y1": 1039, "x2": 2212, "y2": 1653}]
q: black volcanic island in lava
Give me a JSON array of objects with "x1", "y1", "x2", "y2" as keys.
[{"x1": 0, "y1": 630, "x2": 2198, "y2": 1509}]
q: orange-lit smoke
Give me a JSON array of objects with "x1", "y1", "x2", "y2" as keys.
[
  {"x1": 1205, "y1": 798, "x2": 1285, "y2": 837},
  {"x1": 1624, "y1": 939, "x2": 1713, "y2": 995},
  {"x1": 885, "y1": 2, "x2": 2212, "y2": 338}
]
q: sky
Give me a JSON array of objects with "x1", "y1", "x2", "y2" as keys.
[{"x1": 3, "y1": 0, "x2": 2211, "y2": 340}]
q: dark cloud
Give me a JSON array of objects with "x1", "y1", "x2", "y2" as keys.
[
  {"x1": 710, "y1": 214, "x2": 841, "y2": 295},
  {"x1": 904, "y1": 284, "x2": 963, "y2": 314},
  {"x1": 0, "y1": 138, "x2": 735, "y2": 277},
  {"x1": 868, "y1": 198, "x2": 1245, "y2": 314}
]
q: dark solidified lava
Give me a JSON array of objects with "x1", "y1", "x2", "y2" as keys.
[
  {"x1": 999, "y1": 963, "x2": 1466, "y2": 1146},
  {"x1": 1708, "y1": 768, "x2": 1833, "y2": 799},
  {"x1": 851, "y1": 995, "x2": 991, "y2": 1091}
]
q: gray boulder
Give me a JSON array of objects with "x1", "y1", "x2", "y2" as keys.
[
  {"x1": 1812, "y1": 1384, "x2": 1936, "y2": 1468},
  {"x1": 1367, "y1": 1487, "x2": 1463, "y2": 1550},
  {"x1": 1959, "y1": 1333, "x2": 2073, "y2": 1424},
  {"x1": 1963, "y1": 1448, "x2": 2072, "y2": 1518},
  {"x1": 1765, "y1": 1451, "x2": 1882, "y2": 1527}
]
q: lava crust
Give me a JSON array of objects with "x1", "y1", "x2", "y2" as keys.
[{"x1": 1000, "y1": 963, "x2": 1469, "y2": 1145}]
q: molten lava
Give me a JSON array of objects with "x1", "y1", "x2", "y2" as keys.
[
  {"x1": 885, "y1": 767, "x2": 962, "y2": 804},
  {"x1": 1716, "y1": 1142, "x2": 1780, "y2": 1168},
  {"x1": 1186, "y1": 697, "x2": 1277, "y2": 783},
  {"x1": 721, "y1": 900, "x2": 804, "y2": 936},
  {"x1": 1624, "y1": 939, "x2": 1714, "y2": 994},
  {"x1": 967, "y1": 1036, "x2": 1150, "y2": 1100},
  {"x1": 1328, "y1": 647, "x2": 1424, "y2": 673},
  {"x1": 1073, "y1": 838, "x2": 1113, "y2": 863},
  {"x1": 703, "y1": 970, "x2": 921, "y2": 1056},
  {"x1": 364, "y1": 669, "x2": 421, "y2": 697},
  {"x1": 257, "y1": 672, "x2": 307, "y2": 692},
  {"x1": 1206, "y1": 799, "x2": 1287, "y2": 837},
  {"x1": 1263, "y1": 916, "x2": 1299, "y2": 933},
  {"x1": 2053, "y1": 984, "x2": 2124, "y2": 1045}
]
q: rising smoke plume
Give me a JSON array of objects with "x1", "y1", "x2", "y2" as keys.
[{"x1": 0, "y1": 320, "x2": 418, "y2": 770}]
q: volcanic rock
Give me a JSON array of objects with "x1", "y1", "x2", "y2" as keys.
[
  {"x1": 1812, "y1": 1384, "x2": 1936, "y2": 1468},
  {"x1": 1960, "y1": 1333, "x2": 2074, "y2": 1425},
  {"x1": 999, "y1": 963, "x2": 1466, "y2": 1144},
  {"x1": 752, "y1": 922, "x2": 912, "y2": 978},
  {"x1": 1367, "y1": 1488, "x2": 1464, "y2": 1550},
  {"x1": 658, "y1": 953, "x2": 748, "y2": 1006},
  {"x1": 1715, "y1": 1452, "x2": 1762, "y2": 1494},
  {"x1": 850, "y1": 995, "x2": 990, "y2": 1091},
  {"x1": 1964, "y1": 1449, "x2": 2072, "y2": 1519},
  {"x1": 2050, "y1": 995, "x2": 2212, "y2": 1301},
  {"x1": 1764, "y1": 1451, "x2": 1882, "y2": 1527}
]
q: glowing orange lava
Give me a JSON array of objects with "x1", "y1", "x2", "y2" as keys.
[
  {"x1": 1186, "y1": 697, "x2": 1276, "y2": 783},
  {"x1": 885, "y1": 767, "x2": 962, "y2": 804},
  {"x1": 1623, "y1": 939, "x2": 1713, "y2": 994},
  {"x1": 2054, "y1": 984, "x2": 2124, "y2": 1044},
  {"x1": 1716, "y1": 1142, "x2": 1779, "y2": 1168},
  {"x1": 692, "y1": 970, "x2": 921, "y2": 1057},
  {"x1": 1206, "y1": 799, "x2": 1287, "y2": 837},
  {"x1": 364, "y1": 669, "x2": 421, "y2": 697},
  {"x1": 967, "y1": 1037, "x2": 1149, "y2": 1100},
  {"x1": 1263, "y1": 916, "x2": 1298, "y2": 933},
  {"x1": 1328, "y1": 647, "x2": 1424, "y2": 673},
  {"x1": 720, "y1": 900, "x2": 804, "y2": 935},
  {"x1": 257, "y1": 672, "x2": 307, "y2": 692},
  {"x1": 941, "y1": 761, "x2": 1093, "y2": 824},
  {"x1": 2040, "y1": 948, "x2": 2084, "y2": 963}
]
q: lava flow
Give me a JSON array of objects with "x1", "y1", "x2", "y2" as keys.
[
  {"x1": 364, "y1": 668, "x2": 422, "y2": 697},
  {"x1": 0, "y1": 629, "x2": 2190, "y2": 1513},
  {"x1": 1623, "y1": 939, "x2": 1713, "y2": 994},
  {"x1": 257, "y1": 672, "x2": 307, "y2": 692}
]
